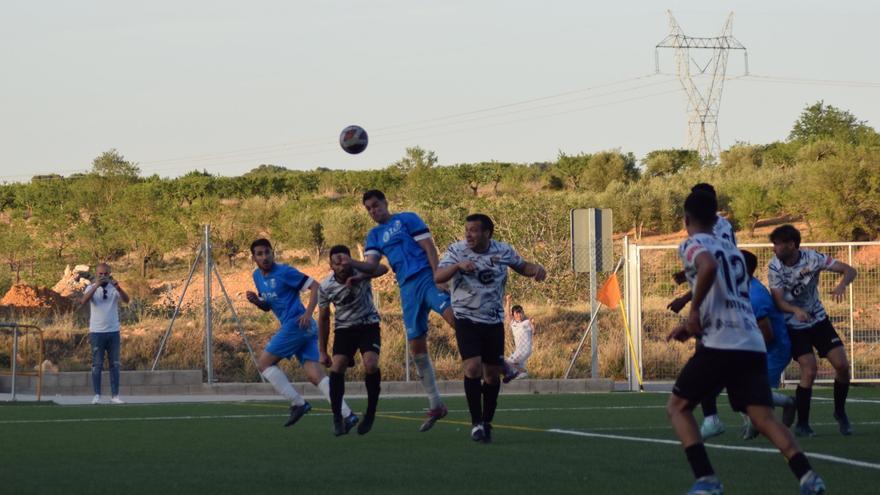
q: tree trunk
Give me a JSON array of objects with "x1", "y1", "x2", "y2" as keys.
[{"x1": 142, "y1": 256, "x2": 149, "y2": 278}]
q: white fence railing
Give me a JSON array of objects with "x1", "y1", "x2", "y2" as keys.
[{"x1": 623, "y1": 240, "x2": 880, "y2": 390}]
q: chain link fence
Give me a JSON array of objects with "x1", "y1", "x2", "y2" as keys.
[{"x1": 626, "y1": 241, "x2": 880, "y2": 384}]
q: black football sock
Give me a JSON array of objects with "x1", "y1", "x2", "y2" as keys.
[
  {"x1": 464, "y1": 376, "x2": 483, "y2": 425},
  {"x1": 788, "y1": 452, "x2": 812, "y2": 481},
  {"x1": 481, "y1": 381, "x2": 501, "y2": 424},
  {"x1": 365, "y1": 369, "x2": 381, "y2": 417},
  {"x1": 329, "y1": 371, "x2": 345, "y2": 419},
  {"x1": 684, "y1": 443, "x2": 715, "y2": 479},
  {"x1": 796, "y1": 386, "x2": 812, "y2": 425},
  {"x1": 701, "y1": 395, "x2": 719, "y2": 418},
  {"x1": 833, "y1": 379, "x2": 849, "y2": 416}
]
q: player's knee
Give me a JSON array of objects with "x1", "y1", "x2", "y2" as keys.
[
  {"x1": 665, "y1": 397, "x2": 687, "y2": 418},
  {"x1": 801, "y1": 365, "x2": 817, "y2": 383},
  {"x1": 463, "y1": 362, "x2": 481, "y2": 379},
  {"x1": 363, "y1": 357, "x2": 379, "y2": 374}
]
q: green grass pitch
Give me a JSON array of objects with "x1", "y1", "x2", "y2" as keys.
[{"x1": 2, "y1": 387, "x2": 878, "y2": 494}]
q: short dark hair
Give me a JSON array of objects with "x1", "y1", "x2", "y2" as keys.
[
  {"x1": 362, "y1": 189, "x2": 386, "y2": 204},
  {"x1": 691, "y1": 183, "x2": 717, "y2": 198},
  {"x1": 466, "y1": 213, "x2": 494, "y2": 236},
  {"x1": 511, "y1": 305, "x2": 524, "y2": 315},
  {"x1": 329, "y1": 244, "x2": 351, "y2": 257},
  {"x1": 740, "y1": 249, "x2": 758, "y2": 277},
  {"x1": 683, "y1": 191, "x2": 718, "y2": 227},
  {"x1": 250, "y1": 238, "x2": 272, "y2": 255},
  {"x1": 769, "y1": 224, "x2": 801, "y2": 247}
]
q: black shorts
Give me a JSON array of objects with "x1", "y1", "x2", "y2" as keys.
[
  {"x1": 332, "y1": 323, "x2": 381, "y2": 361},
  {"x1": 789, "y1": 318, "x2": 844, "y2": 359},
  {"x1": 673, "y1": 346, "x2": 772, "y2": 413},
  {"x1": 454, "y1": 317, "x2": 505, "y2": 366}
]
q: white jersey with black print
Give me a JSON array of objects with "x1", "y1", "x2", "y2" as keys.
[
  {"x1": 678, "y1": 233, "x2": 765, "y2": 352},
  {"x1": 438, "y1": 239, "x2": 525, "y2": 324},
  {"x1": 714, "y1": 214, "x2": 737, "y2": 246},
  {"x1": 509, "y1": 318, "x2": 534, "y2": 364},
  {"x1": 767, "y1": 249, "x2": 835, "y2": 330},
  {"x1": 318, "y1": 271, "x2": 381, "y2": 329}
]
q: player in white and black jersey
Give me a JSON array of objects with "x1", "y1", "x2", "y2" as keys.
[
  {"x1": 318, "y1": 244, "x2": 389, "y2": 436},
  {"x1": 434, "y1": 213, "x2": 546, "y2": 443},
  {"x1": 667, "y1": 191, "x2": 825, "y2": 495},
  {"x1": 768, "y1": 224, "x2": 857, "y2": 437},
  {"x1": 667, "y1": 183, "x2": 738, "y2": 440}
]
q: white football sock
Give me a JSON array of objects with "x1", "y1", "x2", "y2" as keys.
[
  {"x1": 413, "y1": 352, "x2": 442, "y2": 409},
  {"x1": 262, "y1": 366, "x2": 305, "y2": 406},
  {"x1": 318, "y1": 375, "x2": 352, "y2": 417}
]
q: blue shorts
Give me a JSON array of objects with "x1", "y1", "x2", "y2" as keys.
[
  {"x1": 265, "y1": 319, "x2": 320, "y2": 364},
  {"x1": 400, "y1": 269, "x2": 451, "y2": 340}
]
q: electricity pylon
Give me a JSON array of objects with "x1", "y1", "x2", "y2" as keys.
[{"x1": 655, "y1": 11, "x2": 748, "y2": 160}]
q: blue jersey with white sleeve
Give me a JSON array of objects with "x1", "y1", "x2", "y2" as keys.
[
  {"x1": 364, "y1": 212, "x2": 433, "y2": 285},
  {"x1": 252, "y1": 263, "x2": 316, "y2": 330}
]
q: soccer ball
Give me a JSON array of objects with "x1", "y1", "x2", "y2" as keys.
[{"x1": 339, "y1": 125, "x2": 368, "y2": 154}]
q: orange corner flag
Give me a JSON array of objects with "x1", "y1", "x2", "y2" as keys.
[{"x1": 597, "y1": 273, "x2": 621, "y2": 309}]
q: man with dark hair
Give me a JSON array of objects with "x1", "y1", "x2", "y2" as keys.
[
  {"x1": 768, "y1": 224, "x2": 857, "y2": 437},
  {"x1": 246, "y1": 238, "x2": 358, "y2": 430},
  {"x1": 348, "y1": 189, "x2": 455, "y2": 431},
  {"x1": 738, "y1": 249, "x2": 796, "y2": 440},
  {"x1": 668, "y1": 182, "x2": 737, "y2": 440},
  {"x1": 318, "y1": 244, "x2": 388, "y2": 436},
  {"x1": 435, "y1": 213, "x2": 546, "y2": 442},
  {"x1": 502, "y1": 297, "x2": 534, "y2": 382},
  {"x1": 666, "y1": 192, "x2": 825, "y2": 494}
]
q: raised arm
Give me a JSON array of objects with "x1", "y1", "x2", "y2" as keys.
[
  {"x1": 113, "y1": 279, "x2": 130, "y2": 304},
  {"x1": 511, "y1": 260, "x2": 547, "y2": 282},
  {"x1": 347, "y1": 254, "x2": 382, "y2": 276},
  {"x1": 80, "y1": 283, "x2": 100, "y2": 306}
]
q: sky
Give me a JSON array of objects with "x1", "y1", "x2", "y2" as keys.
[{"x1": 1, "y1": 1, "x2": 878, "y2": 182}]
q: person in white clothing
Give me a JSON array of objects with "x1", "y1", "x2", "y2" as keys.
[
  {"x1": 80, "y1": 263, "x2": 130, "y2": 405},
  {"x1": 503, "y1": 295, "x2": 533, "y2": 383}
]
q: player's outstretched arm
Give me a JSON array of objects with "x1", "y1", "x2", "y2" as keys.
[
  {"x1": 512, "y1": 261, "x2": 547, "y2": 282},
  {"x1": 347, "y1": 254, "x2": 382, "y2": 275},
  {"x1": 827, "y1": 260, "x2": 858, "y2": 303},
  {"x1": 317, "y1": 307, "x2": 332, "y2": 367}
]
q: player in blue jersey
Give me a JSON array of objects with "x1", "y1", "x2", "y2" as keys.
[
  {"x1": 246, "y1": 238, "x2": 358, "y2": 431},
  {"x1": 435, "y1": 213, "x2": 546, "y2": 443},
  {"x1": 768, "y1": 224, "x2": 857, "y2": 437},
  {"x1": 738, "y1": 249, "x2": 796, "y2": 440},
  {"x1": 346, "y1": 190, "x2": 455, "y2": 432}
]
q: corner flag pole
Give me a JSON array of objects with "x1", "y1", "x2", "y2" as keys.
[{"x1": 618, "y1": 302, "x2": 644, "y2": 390}]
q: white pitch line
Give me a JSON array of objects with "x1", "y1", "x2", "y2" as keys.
[
  {"x1": 814, "y1": 397, "x2": 880, "y2": 404},
  {"x1": 548, "y1": 428, "x2": 880, "y2": 471}
]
